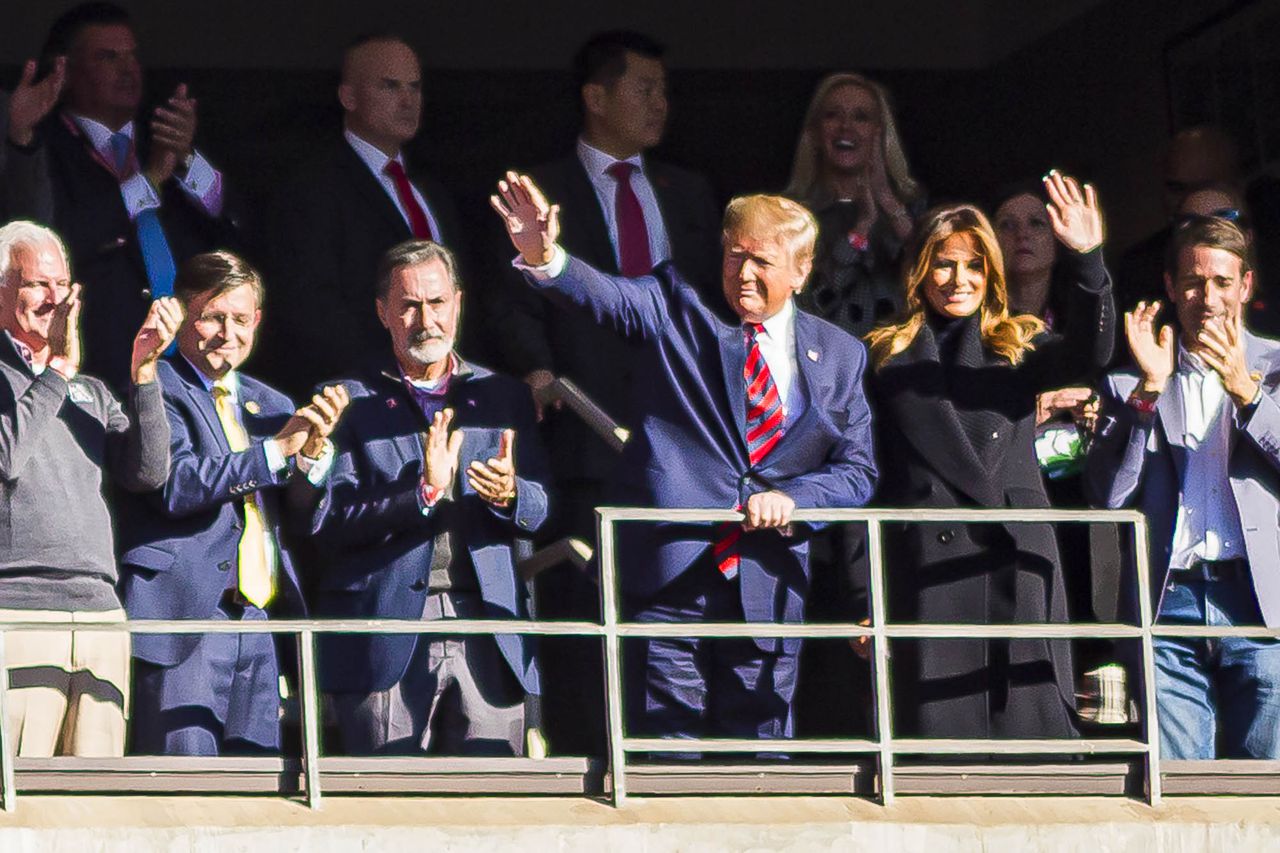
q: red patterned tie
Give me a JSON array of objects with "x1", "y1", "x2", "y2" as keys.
[
  {"x1": 384, "y1": 160, "x2": 435, "y2": 241},
  {"x1": 714, "y1": 323, "x2": 786, "y2": 579},
  {"x1": 605, "y1": 161, "x2": 653, "y2": 276}
]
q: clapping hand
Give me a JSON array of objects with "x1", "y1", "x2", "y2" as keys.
[
  {"x1": 1124, "y1": 300, "x2": 1175, "y2": 396},
  {"x1": 1043, "y1": 170, "x2": 1103, "y2": 253},
  {"x1": 423, "y1": 407, "x2": 464, "y2": 494},
  {"x1": 1036, "y1": 386, "x2": 1099, "y2": 430},
  {"x1": 276, "y1": 385, "x2": 351, "y2": 459},
  {"x1": 467, "y1": 428, "x2": 517, "y2": 508},
  {"x1": 1198, "y1": 304, "x2": 1259, "y2": 408},
  {"x1": 46, "y1": 283, "x2": 83, "y2": 379},
  {"x1": 145, "y1": 83, "x2": 197, "y2": 188},
  {"x1": 7, "y1": 58, "x2": 65, "y2": 147},
  {"x1": 490, "y1": 171, "x2": 560, "y2": 266},
  {"x1": 131, "y1": 297, "x2": 184, "y2": 385}
]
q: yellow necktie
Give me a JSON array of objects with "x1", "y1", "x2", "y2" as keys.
[{"x1": 212, "y1": 380, "x2": 274, "y2": 608}]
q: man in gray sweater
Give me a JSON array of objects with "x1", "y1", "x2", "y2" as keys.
[{"x1": 0, "y1": 219, "x2": 180, "y2": 757}]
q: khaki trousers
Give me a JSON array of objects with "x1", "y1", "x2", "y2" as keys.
[{"x1": 0, "y1": 608, "x2": 130, "y2": 757}]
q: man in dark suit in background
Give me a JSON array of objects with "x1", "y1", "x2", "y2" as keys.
[
  {"x1": 268, "y1": 34, "x2": 464, "y2": 396},
  {"x1": 304, "y1": 240, "x2": 550, "y2": 756},
  {"x1": 27, "y1": 2, "x2": 238, "y2": 392},
  {"x1": 494, "y1": 174, "x2": 876, "y2": 744},
  {"x1": 118, "y1": 251, "x2": 348, "y2": 755},
  {"x1": 494, "y1": 30, "x2": 721, "y2": 756}
]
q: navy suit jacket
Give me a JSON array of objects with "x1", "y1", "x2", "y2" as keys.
[
  {"x1": 305, "y1": 358, "x2": 550, "y2": 695},
  {"x1": 525, "y1": 256, "x2": 877, "y2": 644},
  {"x1": 118, "y1": 356, "x2": 306, "y2": 668}
]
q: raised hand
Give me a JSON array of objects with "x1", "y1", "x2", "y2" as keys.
[
  {"x1": 423, "y1": 407, "x2": 464, "y2": 493},
  {"x1": 467, "y1": 428, "x2": 517, "y2": 508},
  {"x1": 151, "y1": 83, "x2": 197, "y2": 164},
  {"x1": 1043, "y1": 169, "x2": 1103, "y2": 253},
  {"x1": 1124, "y1": 300, "x2": 1175, "y2": 395},
  {"x1": 1198, "y1": 304, "x2": 1259, "y2": 408},
  {"x1": 131, "y1": 297, "x2": 184, "y2": 385},
  {"x1": 7, "y1": 58, "x2": 66, "y2": 147},
  {"x1": 299, "y1": 384, "x2": 351, "y2": 458},
  {"x1": 490, "y1": 171, "x2": 560, "y2": 266},
  {"x1": 1036, "y1": 386, "x2": 1097, "y2": 428},
  {"x1": 523, "y1": 369, "x2": 561, "y2": 421},
  {"x1": 47, "y1": 283, "x2": 83, "y2": 379}
]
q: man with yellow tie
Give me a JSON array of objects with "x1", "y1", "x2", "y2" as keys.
[{"x1": 117, "y1": 250, "x2": 348, "y2": 755}]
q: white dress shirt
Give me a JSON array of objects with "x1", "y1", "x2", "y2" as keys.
[
  {"x1": 754, "y1": 298, "x2": 806, "y2": 422},
  {"x1": 344, "y1": 130, "x2": 441, "y2": 238},
  {"x1": 71, "y1": 115, "x2": 223, "y2": 221},
  {"x1": 576, "y1": 138, "x2": 671, "y2": 269},
  {"x1": 1168, "y1": 347, "x2": 1247, "y2": 569}
]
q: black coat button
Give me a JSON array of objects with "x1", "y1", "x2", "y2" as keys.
[
  {"x1": 937, "y1": 530, "x2": 955, "y2": 545},
  {"x1": 409, "y1": 579, "x2": 426, "y2": 591}
]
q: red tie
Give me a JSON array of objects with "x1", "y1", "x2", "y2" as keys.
[
  {"x1": 714, "y1": 323, "x2": 786, "y2": 579},
  {"x1": 605, "y1": 161, "x2": 653, "y2": 276},
  {"x1": 384, "y1": 160, "x2": 435, "y2": 241}
]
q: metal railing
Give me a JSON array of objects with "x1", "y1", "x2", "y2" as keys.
[{"x1": 0, "y1": 506, "x2": 1269, "y2": 810}]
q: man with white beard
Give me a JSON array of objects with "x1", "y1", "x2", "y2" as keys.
[{"x1": 301, "y1": 240, "x2": 552, "y2": 755}]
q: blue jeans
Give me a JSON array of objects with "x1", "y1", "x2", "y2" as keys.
[{"x1": 1154, "y1": 572, "x2": 1280, "y2": 759}]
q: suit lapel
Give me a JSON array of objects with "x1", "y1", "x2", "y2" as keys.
[
  {"x1": 1156, "y1": 368, "x2": 1189, "y2": 482},
  {"x1": 718, "y1": 322, "x2": 748, "y2": 449},
  {"x1": 170, "y1": 357, "x2": 231, "y2": 454},
  {"x1": 337, "y1": 143, "x2": 412, "y2": 241},
  {"x1": 565, "y1": 158, "x2": 621, "y2": 273}
]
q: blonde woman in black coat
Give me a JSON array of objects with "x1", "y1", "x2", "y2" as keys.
[{"x1": 863, "y1": 171, "x2": 1114, "y2": 741}]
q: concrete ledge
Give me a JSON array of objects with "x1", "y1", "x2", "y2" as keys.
[{"x1": 2, "y1": 796, "x2": 1280, "y2": 851}]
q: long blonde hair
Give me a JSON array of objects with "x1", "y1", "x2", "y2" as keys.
[
  {"x1": 865, "y1": 204, "x2": 1044, "y2": 369},
  {"x1": 785, "y1": 72, "x2": 921, "y2": 209}
]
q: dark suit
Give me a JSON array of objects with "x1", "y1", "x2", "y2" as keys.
[
  {"x1": 266, "y1": 141, "x2": 464, "y2": 396},
  {"x1": 305, "y1": 357, "x2": 549, "y2": 751},
  {"x1": 117, "y1": 357, "x2": 306, "y2": 754},
  {"x1": 867, "y1": 248, "x2": 1114, "y2": 740},
  {"x1": 524, "y1": 255, "x2": 877, "y2": 740},
  {"x1": 38, "y1": 114, "x2": 238, "y2": 392}
]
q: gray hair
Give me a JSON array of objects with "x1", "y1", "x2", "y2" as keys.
[
  {"x1": 375, "y1": 240, "x2": 460, "y2": 300},
  {"x1": 0, "y1": 221, "x2": 69, "y2": 284}
]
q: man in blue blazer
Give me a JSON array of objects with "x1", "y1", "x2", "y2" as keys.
[
  {"x1": 493, "y1": 173, "x2": 877, "y2": 742},
  {"x1": 305, "y1": 240, "x2": 550, "y2": 756},
  {"x1": 118, "y1": 251, "x2": 348, "y2": 755}
]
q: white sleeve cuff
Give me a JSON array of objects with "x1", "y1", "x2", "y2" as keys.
[
  {"x1": 296, "y1": 440, "x2": 335, "y2": 485},
  {"x1": 511, "y1": 245, "x2": 567, "y2": 280},
  {"x1": 121, "y1": 173, "x2": 161, "y2": 221},
  {"x1": 178, "y1": 150, "x2": 225, "y2": 216},
  {"x1": 263, "y1": 438, "x2": 287, "y2": 473}
]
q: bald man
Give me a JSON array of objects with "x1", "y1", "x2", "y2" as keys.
[{"x1": 266, "y1": 33, "x2": 465, "y2": 395}]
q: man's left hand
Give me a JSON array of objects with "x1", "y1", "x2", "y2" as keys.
[
  {"x1": 468, "y1": 428, "x2": 517, "y2": 508},
  {"x1": 743, "y1": 489, "x2": 795, "y2": 530},
  {"x1": 150, "y1": 83, "x2": 197, "y2": 165},
  {"x1": 130, "y1": 297, "x2": 184, "y2": 385},
  {"x1": 1199, "y1": 306, "x2": 1259, "y2": 408}
]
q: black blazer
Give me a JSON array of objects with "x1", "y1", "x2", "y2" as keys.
[
  {"x1": 494, "y1": 152, "x2": 721, "y2": 483},
  {"x1": 264, "y1": 141, "x2": 464, "y2": 396},
  {"x1": 866, "y1": 248, "x2": 1114, "y2": 733},
  {"x1": 40, "y1": 113, "x2": 239, "y2": 392}
]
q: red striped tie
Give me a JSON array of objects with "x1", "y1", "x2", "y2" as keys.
[
  {"x1": 384, "y1": 160, "x2": 435, "y2": 241},
  {"x1": 715, "y1": 323, "x2": 786, "y2": 579}
]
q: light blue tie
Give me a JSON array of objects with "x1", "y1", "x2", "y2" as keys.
[{"x1": 111, "y1": 131, "x2": 177, "y2": 353}]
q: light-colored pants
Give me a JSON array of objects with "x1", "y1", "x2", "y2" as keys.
[{"x1": 0, "y1": 607, "x2": 130, "y2": 757}]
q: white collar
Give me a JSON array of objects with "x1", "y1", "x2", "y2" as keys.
[
  {"x1": 758, "y1": 297, "x2": 796, "y2": 340},
  {"x1": 1177, "y1": 343, "x2": 1211, "y2": 378},
  {"x1": 183, "y1": 355, "x2": 238, "y2": 397},
  {"x1": 71, "y1": 114, "x2": 134, "y2": 152},
  {"x1": 577, "y1": 137, "x2": 643, "y2": 181},
  {"x1": 344, "y1": 129, "x2": 404, "y2": 177}
]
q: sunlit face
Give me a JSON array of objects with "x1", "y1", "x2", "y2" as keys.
[
  {"x1": 65, "y1": 23, "x2": 143, "y2": 124},
  {"x1": 922, "y1": 231, "x2": 988, "y2": 319},
  {"x1": 721, "y1": 231, "x2": 810, "y2": 324},
  {"x1": 340, "y1": 39, "x2": 422, "y2": 154},
  {"x1": 177, "y1": 283, "x2": 262, "y2": 380},
  {"x1": 377, "y1": 258, "x2": 461, "y2": 372},
  {"x1": 0, "y1": 240, "x2": 72, "y2": 349},
  {"x1": 817, "y1": 83, "x2": 881, "y2": 176},
  {"x1": 585, "y1": 51, "x2": 668, "y2": 157},
  {"x1": 1165, "y1": 244, "x2": 1252, "y2": 351},
  {"x1": 994, "y1": 193, "x2": 1056, "y2": 280}
]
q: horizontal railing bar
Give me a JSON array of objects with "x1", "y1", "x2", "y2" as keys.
[
  {"x1": 596, "y1": 507, "x2": 1146, "y2": 524},
  {"x1": 623, "y1": 738, "x2": 881, "y2": 753},
  {"x1": 891, "y1": 738, "x2": 1148, "y2": 754},
  {"x1": 1152, "y1": 625, "x2": 1280, "y2": 639},
  {"x1": 614, "y1": 622, "x2": 1146, "y2": 639},
  {"x1": 0, "y1": 619, "x2": 605, "y2": 635}
]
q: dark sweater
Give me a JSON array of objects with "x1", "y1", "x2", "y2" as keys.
[{"x1": 0, "y1": 333, "x2": 169, "y2": 610}]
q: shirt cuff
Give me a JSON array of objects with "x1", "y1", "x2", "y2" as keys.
[
  {"x1": 417, "y1": 482, "x2": 447, "y2": 515},
  {"x1": 178, "y1": 150, "x2": 225, "y2": 216},
  {"x1": 121, "y1": 172, "x2": 161, "y2": 221},
  {"x1": 296, "y1": 440, "x2": 335, "y2": 485},
  {"x1": 263, "y1": 438, "x2": 287, "y2": 473},
  {"x1": 512, "y1": 245, "x2": 567, "y2": 280}
]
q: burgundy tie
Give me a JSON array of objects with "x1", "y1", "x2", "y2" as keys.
[
  {"x1": 384, "y1": 160, "x2": 435, "y2": 241},
  {"x1": 714, "y1": 323, "x2": 786, "y2": 579},
  {"x1": 605, "y1": 161, "x2": 653, "y2": 276}
]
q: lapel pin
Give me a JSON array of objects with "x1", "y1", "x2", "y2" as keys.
[
  {"x1": 467, "y1": 398, "x2": 477, "y2": 407},
  {"x1": 807, "y1": 349, "x2": 820, "y2": 362},
  {"x1": 387, "y1": 398, "x2": 399, "y2": 409},
  {"x1": 244, "y1": 400, "x2": 260, "y2": 415}
]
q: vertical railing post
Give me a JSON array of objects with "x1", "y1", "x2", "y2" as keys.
[
  {"x1": 0, "y1": 630, "x2": 14, "y2": 812},
  {"x1": 1131, "y1": 516, "x2": 1162, "y2": 806},
  {"x1": 865, "y1": 518, "x2": 895, "y2": 805},
  {"x1": 597, "y1": 509, "x2": 628, "y2": 806},
  {"x1": 297, "y1": 628, "x2": 323, "y2": 810}
]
